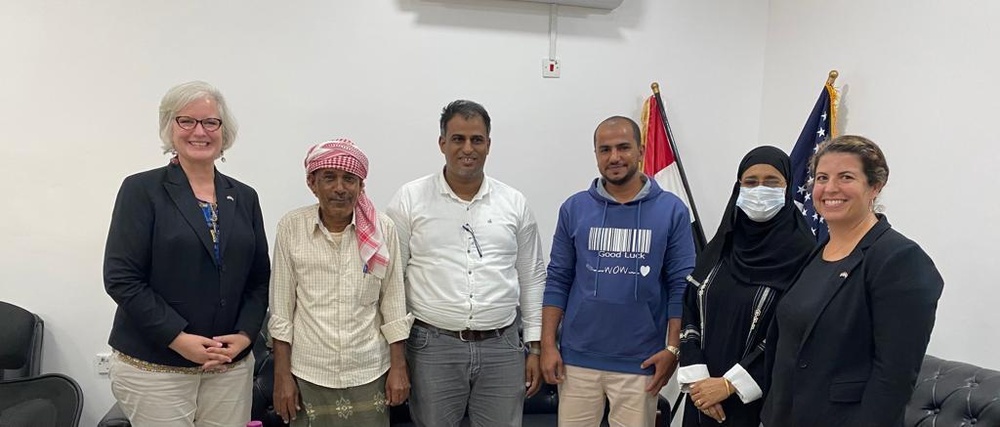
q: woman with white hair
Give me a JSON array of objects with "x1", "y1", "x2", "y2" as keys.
[{"x1": 103, "y1": 81, "x2": 270, "y2": 426}]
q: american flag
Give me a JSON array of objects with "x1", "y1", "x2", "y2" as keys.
[{"x1": 789, "y1": 83, "x2": 837, "y2": 241}]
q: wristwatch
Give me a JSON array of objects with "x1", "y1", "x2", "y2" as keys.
[{"x1": 665, "y1": 345, "x2": 680, "y2": 357}]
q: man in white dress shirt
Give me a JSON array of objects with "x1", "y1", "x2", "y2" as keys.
[
  {"x1": 269, "y1": 139, "x2": 413, "y2": 427},
  {"x1": 387, "y1": 100, "x2": 546, "y2": 427}
]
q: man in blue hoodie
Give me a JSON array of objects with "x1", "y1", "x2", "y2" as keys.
[{"x1": 541, "y1": 116, "x2": 696, "y2": 426}]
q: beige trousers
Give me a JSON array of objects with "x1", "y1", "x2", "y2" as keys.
[
  {"x1": 109, "y1": 353, "x2": 254, "y2": 427},
  {"x1": 557, "y1": 365, "x2": 657, "y2": 427}
]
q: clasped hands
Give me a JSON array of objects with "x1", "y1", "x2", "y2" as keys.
[
  {"x1": 690, "y1": 377, "x2": 734, "y2": 423},
  {"x1": 168, "y1": 331, "x2": 252, "y2": 372}
]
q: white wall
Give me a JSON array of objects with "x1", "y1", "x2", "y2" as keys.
[
  {"x1": 758, "y1": 0, "x2": 1000, "y2": 370},
  {"x1": 0, "y1": 0, "x2": 770, "y2": 424}
]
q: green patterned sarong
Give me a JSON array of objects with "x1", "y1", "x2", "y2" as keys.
[{"x1": 292, "y1": 374, "x2": 389, "y2": 427}]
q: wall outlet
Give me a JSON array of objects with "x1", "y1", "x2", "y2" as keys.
[
  {"x1": 542, "y1": 58, "x2": 561, "y2": 78},
  {"x1": 95, "y1": 353, "x2": 112, "y2": 375}
]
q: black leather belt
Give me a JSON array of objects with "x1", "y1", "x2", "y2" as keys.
[{"x1": 413, "y1": 319, "x2": 510, "y2": 342}]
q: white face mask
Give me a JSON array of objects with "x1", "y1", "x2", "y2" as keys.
[{"x1": 736, "y1": 186, "x2": 786, "y2": 222}]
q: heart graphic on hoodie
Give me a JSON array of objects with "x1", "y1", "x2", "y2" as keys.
[{"x1": 639, "y1": 266, "x2": 650, "y2": 277}]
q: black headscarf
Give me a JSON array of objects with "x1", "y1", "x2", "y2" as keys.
[{"x1": 690, "y1": 146, "x2": 816, "y2": 290}]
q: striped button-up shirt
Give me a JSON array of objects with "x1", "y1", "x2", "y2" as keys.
[{"x1": 268, "y1": 205, "x2": 412, "y2": 388}]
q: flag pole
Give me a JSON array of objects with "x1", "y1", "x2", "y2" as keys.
[
  {"x1": 651, "y1": 82, "x2": 708, "y2": 251},
  {"x1": 654, "y1": 81, "x2": 707, "y2": 421}
]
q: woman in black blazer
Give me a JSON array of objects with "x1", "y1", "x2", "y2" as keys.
[
  {"x1": 761, "y1": 135, "x2": 944, "y2": 427},
  {"x1": 103, "y1": 81, "x2": 270, "y2": 426}
]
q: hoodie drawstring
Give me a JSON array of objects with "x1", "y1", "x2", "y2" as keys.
[
  {"x1": 634, "y1": 200, "x2": 642, "y2": 301},
  {"x1": 594, "y1": 200, "x2": 609, "y2": 296}
]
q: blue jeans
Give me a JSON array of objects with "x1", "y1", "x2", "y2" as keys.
[{"x1": 406, "y1": 322, "x2": 526, "y2": 427}]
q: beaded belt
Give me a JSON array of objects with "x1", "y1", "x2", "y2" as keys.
[
  {"x1": 413, "y1": 319, "x2": 511, "y2": 342},
  {"x1": 114, "y1": 350, "x2": 246, "y2": 375}
]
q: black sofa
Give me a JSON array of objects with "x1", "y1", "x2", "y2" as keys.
[
  {"x1": 383, "y1": 381, "x2": 672, "y2": 427},
  {"x1": 904, "y1": 355, "x2": 1000, "y2": 426},
  {"x1": 102, "y1": 327, "x2": 672, "y2": 426},
  {"x1": 98, "y1": 321, "x2": 1000, "y2": 427},
  {"x1": 250, "y1": 337, "x2": 672, "y2": 426}
]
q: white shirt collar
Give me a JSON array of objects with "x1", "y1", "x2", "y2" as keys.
[{"x1": 436, "y1": 167, "x2": 491, "y2": 203}]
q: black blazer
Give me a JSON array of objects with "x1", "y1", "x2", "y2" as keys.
[
  {"x1": 104, "y1": 163, "x2": 270, "y2": 367},
  {"x1": 761, "y1": 216, "x2": 943, "y2": 427}
]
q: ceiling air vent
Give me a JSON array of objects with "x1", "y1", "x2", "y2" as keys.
[{"x1": 505, "y1": 0, "x2": 624, "y2": 10}]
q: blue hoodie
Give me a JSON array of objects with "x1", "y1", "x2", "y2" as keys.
[{"x1": 544, "y1": 177, "x2": 695, "y2": 375}]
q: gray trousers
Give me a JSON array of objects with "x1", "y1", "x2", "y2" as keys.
[{"x1": 406, "y1": 322, "x2": 526, "y2": 427}]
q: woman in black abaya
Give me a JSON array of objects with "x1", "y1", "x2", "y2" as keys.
[{"x1": 677, "y1": 146, "x2": 815, "y2": 426}]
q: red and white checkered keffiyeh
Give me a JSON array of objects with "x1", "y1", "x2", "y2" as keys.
[{"x1": 304, "y1": 139, "x2": 389, "y2": 278}]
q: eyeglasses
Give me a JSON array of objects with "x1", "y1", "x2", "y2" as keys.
[
  {"x1": 462, "y1": 223, "x2": 483, "y2": 258},
  {"x1": 175, "y1": 116, "x2": 223, "y2": 132}
]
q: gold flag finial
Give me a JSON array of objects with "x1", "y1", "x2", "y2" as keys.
[
  {"x1": 826, "y1": 70, "x2": 840, "y2": 137},
  {"x1": 651, "y1": 82, "x2": 660, "y2": 95},
  {"x1": 827, "y1": 70, "x2": 839, "y2": 86}
]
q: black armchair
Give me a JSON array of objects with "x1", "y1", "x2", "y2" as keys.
[
  {"x1": 0, "y1": 373, "x2": 83, "y2": 427},
  {"x1": 0, "y1": 301, "x2": 44, "y2": 381},
  {"x1": 250, "y1": 329, "x2": 282, "y2": 425},
  {"x1": 0, "y1": 301, "x2": 83, "y2": 427}
]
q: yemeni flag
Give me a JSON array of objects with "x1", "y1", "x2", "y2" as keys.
[{"x1": 641, "y1": 89, "x2": 707, "y2": 252}]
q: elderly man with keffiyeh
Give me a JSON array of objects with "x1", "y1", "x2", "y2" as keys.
[{"x1": 268, "y1": 139, "x2": 414, "y2": 427}]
